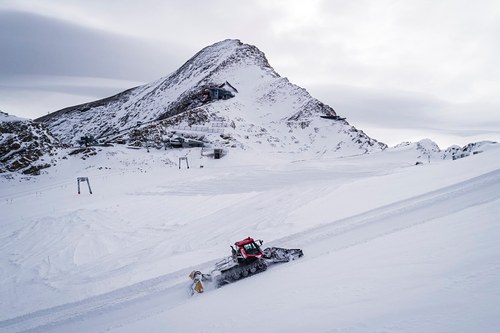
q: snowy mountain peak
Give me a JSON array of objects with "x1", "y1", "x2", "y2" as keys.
[
  {"x1": 36, "y1": 39, "x2": 385, "y2": 156},
  {"x1": 167, "y1": 39, "x2": 277, "y2": 85}
]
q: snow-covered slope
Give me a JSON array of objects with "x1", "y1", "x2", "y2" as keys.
[
  {"x1": 36, "y1": 39, "x2": 386, "y2": 156},
  {"x1": 2, "y1": 39, "x2": 500, "y2": 333},
  {"x1": 0, "y1": 111, "x2": 27, "y2": 123},
  {"x1": 0, "y1": 143, "x2": 499, "y2": 332}
]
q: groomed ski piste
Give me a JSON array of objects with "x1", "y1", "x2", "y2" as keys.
[{"x1": 1, "y1": 144, "x2": 499, "y2": 333}]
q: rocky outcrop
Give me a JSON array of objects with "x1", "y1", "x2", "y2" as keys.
[
  {"x1": 443, "y1": 141, "x2": 497, "y2": 160},
  {"x1": 0, "y1": 112, "x2": 62, "y2": 175}
]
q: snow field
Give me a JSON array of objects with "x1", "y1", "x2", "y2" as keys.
[{"x1": 0, "y1": 144, "x2": 499, "y2": 332}]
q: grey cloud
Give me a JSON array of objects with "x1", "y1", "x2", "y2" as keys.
[
  {"x1": 0, "y1": 10, "x2": 188, "y2": 82},
  {"x1": 307, "y1": 84, "x2": 447, "y2": 127},
  {"x1": 307, "y1": 83, "x2": 500, "y2": 145},
  {"x1": 0, "y1": 75, "x2": 139, "y2": 98}
]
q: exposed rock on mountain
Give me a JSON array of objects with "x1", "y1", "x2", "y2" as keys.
[{"x1": 0, "y1": 112, "x2": 62, "y2": 175}]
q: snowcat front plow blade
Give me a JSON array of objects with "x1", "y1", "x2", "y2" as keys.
[
  {"x1": 263, "y1": 247, "x2": 304, "y2": 263},
  {"x1": 189, "y1": 270, "x2": 212, "y2": 294}
]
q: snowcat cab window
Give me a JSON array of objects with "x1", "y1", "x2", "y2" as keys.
[{"x1": 243, "y1": 242, "x2": 259, "y2": 255}]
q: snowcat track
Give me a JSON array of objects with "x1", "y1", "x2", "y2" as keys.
[{"x1": 217, "y1": 259, "x2": 268, "y2": 287}]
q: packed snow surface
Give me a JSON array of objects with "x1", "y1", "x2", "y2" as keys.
[{"x1": 1, "y1": 145, "x2": 499, "y2": 332}]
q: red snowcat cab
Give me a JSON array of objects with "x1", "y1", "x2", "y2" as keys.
[{"x1": 233, "y1": 237, "x2": 265, "y2": 262}]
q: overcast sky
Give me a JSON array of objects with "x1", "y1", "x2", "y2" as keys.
[{"x1": 1, "y1": 0, "x2": 499, "y2": 147}]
